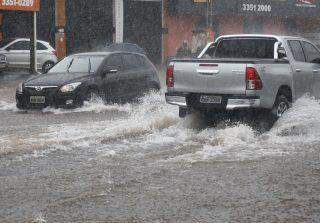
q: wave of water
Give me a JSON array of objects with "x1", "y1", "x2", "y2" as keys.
[{"x1": 2, "y1": 93, "x2": 320, "y2": 162}]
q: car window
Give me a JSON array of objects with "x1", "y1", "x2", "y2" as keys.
[
  {"x1": 137, "y1": 55, "x2": 152, "y2": 70},
  {"x1": 213, "y1": 38, "x2": 276, "y2": 59},
  {"x1": 68, "y1": 57, "x2": 89, "y2": 73},
  {"x1": 288, "y1": 40, "x2": 305, "y2": 62},
  {"x1": 7, "y1": 41, "x2": 30, "y2": 51},
  {"x1": 302, "y1": 41, "x2": 320, "y2": 63},
  {"x1": 105, "y1": 54, "x2": 122, "y2": 71},
  {"x1": 122, "y1": 54, "x2": 141, "y2": 70},
  {"x1": 37, "y1": 42, "x2": 48, "y2": 50}
]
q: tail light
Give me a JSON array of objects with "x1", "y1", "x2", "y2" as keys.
[
  {"x1": 246, "y1": 67, "x2": 262, "y2": 90},
  {"x1": 166, "y1": 63, "x2": 174, "y2": 88}
]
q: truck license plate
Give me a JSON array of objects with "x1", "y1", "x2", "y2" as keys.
[
  {"x1": 30, "y1": 96, "x2": 45, "y2": 104},
  {"x1": 200, "y1": 95, "x2": 222, "y2": 104}
]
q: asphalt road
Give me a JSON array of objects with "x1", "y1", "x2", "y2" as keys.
[{"x1": 0, "y1": 71, "x2": 320, "y2": 223}]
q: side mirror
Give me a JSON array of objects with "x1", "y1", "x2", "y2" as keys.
[{"x1": 274, "y1": 42, "x2": 288, "y2": 60}]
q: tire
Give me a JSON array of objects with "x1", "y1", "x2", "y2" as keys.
[
  {"x1": 42, "y1": 61, "x2": 55, "y2": 73},
  {"x1": 179, "y1": 107, "x2": 187, "y2": 118},
  {"x1": 271, "y1": 94, "x2": 290, "y2": 119},
  {"x1": 84, "y1": 89, "x2": 100, "y2": 103}
]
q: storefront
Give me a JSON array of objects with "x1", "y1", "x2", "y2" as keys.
[
  {"x1": 163, "y1": 0, "x2": 320, "y2": 60},
  {"x1": 0, "y1": 0, "x2": 163, "y2": 63}
]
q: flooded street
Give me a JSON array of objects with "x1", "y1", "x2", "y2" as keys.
[{"x1": 1, "y1": 72, "x2": 320, "y2": 223}]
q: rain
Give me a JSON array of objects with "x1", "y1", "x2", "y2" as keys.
[{"x1": 1, "y1": 1, "x2": 320, "y2": 222}]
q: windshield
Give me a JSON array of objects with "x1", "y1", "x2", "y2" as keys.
[
  {"x1": 48, "y1": 55, "x2": 105, "y2": 74},
  {"x1": 206, "y1": 38, "x2": 277, "y2": 59}
]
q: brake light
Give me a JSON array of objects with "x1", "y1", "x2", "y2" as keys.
[
  {"x1": 166, "y1": 64, "x2": 174, "y2": 88},
  {"x1": 246, "y1": 67, "x2": 262, "y2": 90}
]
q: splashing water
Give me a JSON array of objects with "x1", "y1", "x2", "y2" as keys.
[{"x1": 2, "y1": 92, "x2": 320, "y2": 163}]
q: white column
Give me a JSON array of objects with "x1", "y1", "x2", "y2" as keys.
[
  {"x1": 113, "y1": 0, "x2": 124, "y2": 43},
  {"x1": 33, "y1": 11, "x2": 37, "y2": 71}
]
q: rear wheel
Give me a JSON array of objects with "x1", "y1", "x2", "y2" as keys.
[{"x1": 271, "y1": 94, "x2": 290, "y2": 119}]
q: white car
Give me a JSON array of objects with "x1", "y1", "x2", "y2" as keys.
[{"x1": 0, "y1": 38, "x2": 58, "y2": 73}]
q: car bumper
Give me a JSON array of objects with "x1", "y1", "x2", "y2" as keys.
[
  {"x1": 165, "y1": 93, "x2": 260, "y2": 110},
  {"x1": 16, "y1": 90, "x2": 84, "y2": 109}
]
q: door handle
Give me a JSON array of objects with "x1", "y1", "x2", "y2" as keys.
[
  {"x1": 295, "y1": 69, "x2": 301, "y2": 72},
  {"x1": 313, "y1": 69, "x2": 319, "y2": 73}
]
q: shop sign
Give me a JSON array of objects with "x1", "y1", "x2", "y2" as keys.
[
  {"x1": 0, "y1": 0, "x2": 40, "y2": 11},
  {"x1": 237, "y1": 0, "x2": 320, "y2": 17}
]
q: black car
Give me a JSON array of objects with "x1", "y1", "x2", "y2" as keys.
[{"x1": 16, "y1": 52, "x2": 160, "y2": 109}]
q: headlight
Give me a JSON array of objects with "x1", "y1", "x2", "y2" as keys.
[
  {"x1": 60, "y1": 82, "x2": 82, "y2": 93},
  {"x1": 0, "y1": 54, "x2": 6, "y2": 61},
  {"x1": 16, "y1": 82, "x2": 23, "y2": 94}
]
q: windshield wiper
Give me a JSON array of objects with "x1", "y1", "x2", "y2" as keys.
[
  {"x1": 88, "y1": 58, "x2": 92, "y2": 74},
  {"x1": 67, "y1": 59, "x2": 74, "y2": 73}
]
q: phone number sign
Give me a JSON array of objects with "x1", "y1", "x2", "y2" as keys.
[{"x1": 0, "y1": 0, "x2": 40, "y2": 11}]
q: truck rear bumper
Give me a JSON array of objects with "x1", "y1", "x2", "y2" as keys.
[{"x1": 165, "y1": 93, "x2": 260, "y2": 110}]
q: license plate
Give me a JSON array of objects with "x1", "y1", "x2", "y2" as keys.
[
  {"x1": 200, "y1": 95, "x2": 222, "y2": 104},
  {"x1": 30, "y1": 96, "x2": 45, "y2": 104}
]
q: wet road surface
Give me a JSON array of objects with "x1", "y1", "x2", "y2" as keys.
[{"x1": 0, "y1": 72, "x2": 320, "y2": 223}]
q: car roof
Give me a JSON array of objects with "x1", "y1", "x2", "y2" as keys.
[
  {"x1": 9, "y1": 38, "x2": 49, "y2": 44},
  {"x1": 217, "y1": 34, "x2": 309, "y2": 42},
  {"x1": 73, "y1": 51, "x2": 146, "y2": 57}
]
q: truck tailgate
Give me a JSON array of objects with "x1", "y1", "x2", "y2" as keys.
[{"x1": 173, "y1": 61, "x2": 247, "y2": 95}]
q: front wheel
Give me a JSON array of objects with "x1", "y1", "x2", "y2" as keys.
[
  {"x1": 271, "y1": 94, "x2": 290, "y2": 119},
  {"x1": 84, "y1": 90, "x2": 100, "y2": 103}
]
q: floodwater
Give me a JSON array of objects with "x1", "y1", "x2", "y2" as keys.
[{"x1": 0, "y1": 72, "x2": 320, "y2": 223}]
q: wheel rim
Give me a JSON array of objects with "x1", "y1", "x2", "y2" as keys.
[{"x1": 276, "y1": 101, "x2": 288, "y2": 117}]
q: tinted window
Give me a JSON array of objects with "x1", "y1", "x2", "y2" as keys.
[
  {"x1": 48, "y1": 56, "x2": 73, "y2": 73},
  {"x1": 48, "y1": 56, "x2": 104, "y2": 74},
  {"x1": 123, "y1": 54, "x2": 141, "y2": 70},
  {"x1": 302, "y1": 41, "x2": 320, "y2": 63},
  {"x1": 7, "y1": 41, "x2": 30, "y2": 50},
  {"x1": 137, "y1": 55, "x2": 151, "y2": 69},
  {"x1": 105, "y1": 54, "x2": 122, "y2": 71},
  {"x1": 288, "y1": 40, "x2": 305, "y2": 62},
  {"x1": 37, "y1": 42, "x2": 47, "y2": 50},
  {"x1": 214, "y1": 38, "x2": 276, "y2": 59}
]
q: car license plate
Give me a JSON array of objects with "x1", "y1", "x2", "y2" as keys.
[
  {"x1": 200, "y1": 95, "x2": 222, "y2": 104},
  {"x1": 30, "y1": 96, "x2": 45, "y2": 104}
]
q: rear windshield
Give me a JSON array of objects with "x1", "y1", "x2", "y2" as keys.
[{"x1": 211, "y1": 38, "x2": 276, "y2": 59}]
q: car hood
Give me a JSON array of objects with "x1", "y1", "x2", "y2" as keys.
[{"x1": 24, "y1": 72, "x2": 90, "y2": 87}]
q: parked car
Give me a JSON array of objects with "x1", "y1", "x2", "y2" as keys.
[
  {"x1": 104, "y1": 43, "x2": 146, "y2": 55},
  {"x1": 16, "y1": 51, "x2": 160, "y2": 109},
  {"x1": 0, "y1": 38, "x2": 58, "y2": 73},
  {"x1": 165, "y1": 34, "x2": 320, "y2": 119},
  {"x1": 0, "y1": 54, "x2": 7, "y2": 72}
]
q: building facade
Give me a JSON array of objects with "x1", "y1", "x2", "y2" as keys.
[
  {"x1": 163, "y1": 0, "x2": 320, "y2": 60},
  {"x1": 1, "y1": 0, "x2": 320, "y2": 64}
]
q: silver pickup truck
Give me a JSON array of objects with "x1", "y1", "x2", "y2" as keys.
[{"x1": 165, "y1": 34, "x2": 320, "y2": 119}]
